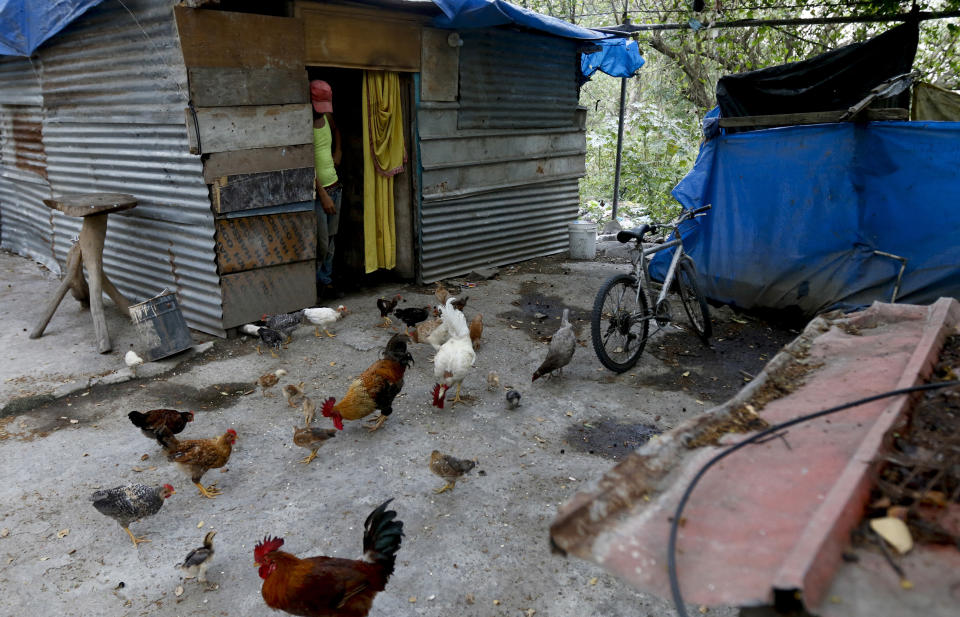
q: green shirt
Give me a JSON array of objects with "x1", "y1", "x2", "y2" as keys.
[{"x1": 313, "y1": 122, "x2": 338, "y2": 187}]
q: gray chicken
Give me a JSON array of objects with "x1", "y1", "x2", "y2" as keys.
[
  {"x1": 532, "y1": 308, "x2": 576, "y2": 381},
  {"x1": 506, "y1": 389, "x2": 521, "y2": 410},
  {"x1": 177, "y1": 530, "x2": 216, "y2": 584},
  {"x1": 90, "y1": 483, "x2": 175, "y2": 546},
  {"x1": 429, "y1": 450, "x2": 476, "y2": 494},
  {"x1": 263, "y1": 310, "x2": 304, "y2": 342}
]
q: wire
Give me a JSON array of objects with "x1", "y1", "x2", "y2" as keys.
[
  {"x1": 667, "y1": 379, "x2": 960, "y2": 617},
  {"x1": 576, "y1": 2, "x2": 889, "y2": 18}
]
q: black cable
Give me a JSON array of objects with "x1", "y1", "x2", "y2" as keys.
[{"x1": 667, "y1": 379, "x2": 960, "y2": 617}]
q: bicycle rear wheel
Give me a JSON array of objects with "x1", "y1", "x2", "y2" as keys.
[
  {"x1": 676, "y1": 258, "x2": 712, "y2": 342},
  {"x1": 592, "y1": 273, "x2": 650, "y2": 373}
]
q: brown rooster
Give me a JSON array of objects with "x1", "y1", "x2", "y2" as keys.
[
  {"x1": 128, "y1": 409, "x2": 193, "y2": 446},
  {"x1": 255, "y1": 499, "x2": 403, "y2": 617},
  {"x1": 320, "y1": 334, "x2": 413, "y2": 432},
  {"x1": 160, "y1": 429, "x2": 237, "y2": 499}
]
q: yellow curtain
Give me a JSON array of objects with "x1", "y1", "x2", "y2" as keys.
[{"x1": 362, "y1": 70, "x2": 405, "y2": 273}]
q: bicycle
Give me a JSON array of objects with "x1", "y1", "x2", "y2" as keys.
[{"x1": 591, "y1": 205, "x2": 713, "y2": 373}]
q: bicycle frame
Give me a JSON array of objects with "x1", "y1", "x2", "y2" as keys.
[{"x1": 630, "y1": 229, "x2": 684, "y2": 322}]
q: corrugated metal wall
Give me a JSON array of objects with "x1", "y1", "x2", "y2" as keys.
[
  {"x1": 417, "y1": 28, "x2": 585, "y2": 283},
  {"x1": 457, "y1": 29, "x2": 579, "y2": 129},
  {"x1": 0, "y1": 0, "x2": 224, "y2": 335}
]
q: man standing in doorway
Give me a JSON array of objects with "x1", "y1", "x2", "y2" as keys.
[{"x1": 311, "y1": 79, "x2": 343, "y2": 300}]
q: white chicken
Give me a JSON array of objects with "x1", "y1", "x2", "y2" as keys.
[
  {"x1": 303, "y1": 305, "x2": 348, "y2": 337},
  {"x1": 431, "y1": 298, "x2": 475, "y2": 409}
]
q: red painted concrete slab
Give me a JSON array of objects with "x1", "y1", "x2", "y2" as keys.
[{"x1": 551, "y1": 300, "x2": 960, "y2": 612}]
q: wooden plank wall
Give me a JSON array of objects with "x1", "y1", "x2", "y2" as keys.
[
  {"x1": 296, "y1": 3, "x2": 425, "y2": 71},
  {"x1": 174, "y1": 6, "x2": 317, "y2": 328}
]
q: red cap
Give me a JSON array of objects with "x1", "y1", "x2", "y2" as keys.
[{"x1": 310, "y1": 80, "x2": 333, "y2": 114}]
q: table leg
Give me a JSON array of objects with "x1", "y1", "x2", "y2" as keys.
[
  {"x1": 30, "y1": 242, "x2": 82, "y2": 339},
  {"x1": 101, "y1": 275, "x2": 131, "y2": 316},
  {"x1": 80, "y1": 214, "x2": 112, "y2": 354}
]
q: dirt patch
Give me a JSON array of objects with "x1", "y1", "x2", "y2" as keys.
[
  {"x1": 565, "y1": 419, "x2": 663, "y2": 460},
  {"x1": 635, "y1": 317, "x2": 797, "y2": 402},
  {"x1": 498, "y1": 281, "x2": 591, "y2": 342},
  {"x1": 143, "y1": 381, "x2": 255, "y2": 412}
]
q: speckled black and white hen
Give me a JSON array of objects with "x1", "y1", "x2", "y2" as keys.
[{"x1": 90, "y1": 483, "x2": 175, "y2": 547}]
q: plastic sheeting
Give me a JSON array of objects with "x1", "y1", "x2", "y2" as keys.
[
  {"x1": 652, "y1": 121, "x2": 960, "y2": 318},
  {"x1": 433, "y1": 0, "x2": 606, "y2": 39},
  {"x1": 581, "y1": 37, "x2": 645, "y2": 79},
  {"x1": 0, "y1": 0, "x2": 104, "y2": 56},
  {"x1": 432, "y1": 0, "x2": 644, "y2": 78},
  {"x1": 716, "y1": 18, "x2": 918, "y2": 119}
]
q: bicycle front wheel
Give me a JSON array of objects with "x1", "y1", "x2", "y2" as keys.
[
  {"x1": 676, "y1": 258, "x2": 712, "y2": 342},
  {"x1": 592, "y1": 273, "x2": 650, "y2": 373}
]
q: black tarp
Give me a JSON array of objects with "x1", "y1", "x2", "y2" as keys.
[{"x1": 716, "y1": 17, "x2": 919, "y2": 118}]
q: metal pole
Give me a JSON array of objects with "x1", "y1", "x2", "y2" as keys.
[
  {"x1": 611, "y1": 75, "x2": 627, "y2": 222},
  {"x1": 611, "y1": 14, "x2": 630, "y2": 223}
]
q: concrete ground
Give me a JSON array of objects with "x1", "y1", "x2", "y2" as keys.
[{"x1": 0, "y1": 250, "x2": 794, "y2": 617}]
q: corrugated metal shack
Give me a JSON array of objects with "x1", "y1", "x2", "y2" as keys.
[{"x1": 0, "y1": 0, "x2": 588, "y2": 335}]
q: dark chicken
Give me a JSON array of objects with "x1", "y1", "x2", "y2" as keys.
[
  {"x1": 242, "y1": 324, "x2": 285, "y2": 358},
  {"x1": 393, "y1": 307, "x2": 430, "y2": 330},
  {"x1": 90, "y1": 483, "x2": 175, "y2": 546},
  {"x1": 321, "y1": 334, "x2": 413, "y2": 432},
  {"x1": 376, "y1": 294, "x2": 402, "y2": 327},
  {"x1": 128, "y1": 409, "x2": 193, "y2": 446},
  {"x1": 255, "y1": 499, "x2": 404, "y2": 617}
]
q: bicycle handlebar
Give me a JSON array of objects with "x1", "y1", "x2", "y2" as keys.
[{"x1": 691, "y1": 204, "x2": 713, "y2": 216}]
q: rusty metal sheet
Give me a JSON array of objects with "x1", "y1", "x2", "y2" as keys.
[
  {"x1": 211, "y1": 167, "x2": 315, "y2": 214},
  {"x1": 215, "y1": 210, "x2": 317, "y2": 274},
  {"x1": 220, "y1": 260, "x2": 316, "y2": 329}
]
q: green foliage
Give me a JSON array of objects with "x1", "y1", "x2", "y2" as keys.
[{"x1": 524, "y1": 0, "x2": 960, "y2": 221}]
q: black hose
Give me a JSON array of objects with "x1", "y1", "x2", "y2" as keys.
[{"x1": 668, "y1": 380, "x2": 960, "y2": 617}]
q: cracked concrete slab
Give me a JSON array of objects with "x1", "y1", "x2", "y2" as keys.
[{"x1": 0, "y1": 251, "x2": 789, "y2": 617}]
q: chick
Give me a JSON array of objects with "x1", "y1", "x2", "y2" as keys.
[
  {"x1": 532, "y1": 308, "x2": 576, "y2": 381},
  {"x1": 177, "y1": 530, "x2": 216, "y2": 584},
  {"x1": 293, "y1": 426, "x2": 336, "y2": 464},
  {"x1": 434, "y1": 282, "x2": 451, "y2": 306},
  {"x1": 301, "y1": 396, "x2": 317, "y2": 426},
  {"x1": 125, "y1": 350, "x2": 145, "y2": 375},
  {"x1": 469, "y1": 313, "x2": 483, "y2": 349},
  {"x1": 281, "y1": 382, "x2": 306, "y2": 408},
  {"x1": 430, "y1": 450, "x2": 476, "y2": 494},
  {"x1": 257, "y1": 369, "x2": 288, "y2": 396},
  {"x1": 487, "y1": 371, "x2": 500, "y2": 391},
  {"x1": 506, "y1": 389, "x2": 521, "y2": 410}
]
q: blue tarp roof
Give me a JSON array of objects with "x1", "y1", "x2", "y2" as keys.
[
  {"x1": 433, "y1": 0, "x2": 643, "y2": 78},
  {"x1": 651, "y1": 121, "x2": 960, "y2": 317},
  {"x1": 0, "y1": 0, "x2": 104, "y2": 56},
  {"x1": 0, "y1": 0, "x2": 643, "y2": 79}
]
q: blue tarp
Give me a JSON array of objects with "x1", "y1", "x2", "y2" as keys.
[
  {"x1": 581, "y1": 38, "x2": 645, "y2": 79},
  {"x1": 433, "y1": 0, "x2": 643, "y2": 78},
  {"x1": 0, "y1": 0, "x2": 104, "y2": 56},
  {"x1": 652, "y1": 121, "x2": 960, "y2": 317}
]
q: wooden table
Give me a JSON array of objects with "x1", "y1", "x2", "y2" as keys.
[{"x1": 30, "y1": 193, "x2": 138, "y2": 354}]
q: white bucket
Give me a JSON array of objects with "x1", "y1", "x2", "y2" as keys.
[{"x1": 568, "y1": 220, "x2": 597, "y2": 259}]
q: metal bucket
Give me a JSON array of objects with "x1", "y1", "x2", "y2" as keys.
[
  {"x1": 568, "y1": 220, "x2": 598, "y2": 259},
  {"x1": 129, "y1": 291, "x2": 194, "y2": 361}
]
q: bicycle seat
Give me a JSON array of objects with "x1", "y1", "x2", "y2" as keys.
[{"x1": 616, "y1": 224, "x2": 652, "y2": 244}]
